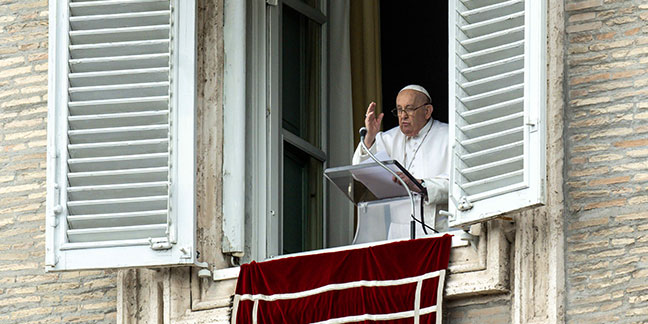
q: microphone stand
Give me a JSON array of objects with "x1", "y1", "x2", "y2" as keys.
[{"x1": 359, "y1": 127, "x2": 418, "y2": 240}]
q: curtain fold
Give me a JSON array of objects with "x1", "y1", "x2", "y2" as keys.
[
  {"x1": 327, "y1": 0, "x2": 355, "y2": 247},
  {"x1": 350, "y1": 0, "x2": 383, "y2": 146}
]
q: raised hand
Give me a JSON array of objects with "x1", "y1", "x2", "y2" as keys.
[{"x1": 364, "y1": 102, "x2": 383, "y2": 147}]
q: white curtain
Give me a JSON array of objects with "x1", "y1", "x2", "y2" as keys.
[{"x1": 327, "y1": 0, "x2": 354, "y2": 247}]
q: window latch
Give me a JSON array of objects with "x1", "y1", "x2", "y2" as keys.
[
  {"x1": 439, "y1": 210, "x2": 454, "y2": 222},
  {"x1": 526, "y1": 117, "x2": 539, "y2": 133},
  {"x1": 457, "y1": 196, "x2": 473, "y2": 211},
  {"x1": 149, "y1": 238, "x2": 172, "y2": 250}
]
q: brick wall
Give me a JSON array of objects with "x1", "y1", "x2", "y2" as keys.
[
  {"x1": 566, "y1": 0, "x2": 648, "y2": 322},
  {"x1": 0, "y1": 0, "x2": 117, "y2": 323}
]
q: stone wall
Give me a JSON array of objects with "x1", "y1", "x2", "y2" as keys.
[
  {"x1": 0, "y1": 0, "x2": 118, "y2": 323},
  {"x1": 565, "y1": 0, "x2": 648, "y2": 322}
]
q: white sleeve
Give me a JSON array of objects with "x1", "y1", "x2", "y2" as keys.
[
  {"x1": 352, "y1": 141, "x2": 377, "y2": 164},
  {"x1": 352, "y1": 132, "x2": 387, "y2": 165},
  {"x1": 423, "y1": 177, "x2": 449, "y2": 205}
]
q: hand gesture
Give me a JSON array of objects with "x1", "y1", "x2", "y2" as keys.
[{"x1": 364, "y1": 102, "x2": 383, "y2": 147}]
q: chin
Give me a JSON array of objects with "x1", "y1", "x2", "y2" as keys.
[{"x1": 400, "y1": 126, "x2": 414, "y2": 137}]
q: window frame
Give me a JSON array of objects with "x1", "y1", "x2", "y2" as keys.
[
  {"x1": 235, "y1": 0, "x2": 546, "y2": 263},
  {"x1": 265, "y1": 0, "x2": 330, "y2": 258}
]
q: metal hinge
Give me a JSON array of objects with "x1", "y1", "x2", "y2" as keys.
[
  {"x1": 266, "y1": 0, "x2": 278, "y2": 6},
  {"x1": 195, "y1": 261, "x2": 212, "y2": 278}
]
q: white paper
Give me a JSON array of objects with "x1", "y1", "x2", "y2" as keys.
[{"x1": 351, "y1": 153, "x2": 408, "y2": 199}]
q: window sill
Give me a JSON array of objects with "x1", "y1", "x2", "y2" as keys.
[{"x1": 209, "y1": 222, "x2": 509, "y2": 301}]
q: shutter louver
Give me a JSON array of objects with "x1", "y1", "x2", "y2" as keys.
[
  {"x1": 448, "y1": 0, "x2": 546, "y2": 227},
  {"x1": 66, "y1": 0, "x2": 172, "y2": 245},
  {"x1": 47, "y1": 0, "x2": 196, "y2": 270}
]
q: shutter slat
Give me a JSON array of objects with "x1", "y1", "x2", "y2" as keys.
[
  {"x1": 460, "y1": 155, "x2": 523, "y2": 180},
  {"x1": 69, "y1": 82, "x2": 169, "y2": 101},
  {"x1": 70, "y1": 25, "x2": 170, "y2": 44},
  {"x1": 70, "y1": 10, "x2": 171, "y2": 30},
  {"x1": 67, "y1": 196, "x2": 168, "y2": 215},
  {"x1": 461, "y1": 54, "x2": 524, "y2": 82},
  {"x1": 461, "y1": 170, "x2": 524, "y2": 196},
  {"x1": 69, "y1": 68, "x2": 169, "y2": 86},
  {"x1": 460, "y1": 126, "x2": 524, "y2": 155},
  {"x1": 460, "y1": 0, "x2": 508, "y2": 10},
  {"x1": 460, "y1": 40, "x2": 524, "y2": 66},
  {"x1": 70, "y1": 40, "x2": 169, "y2": 59},
  {"x1": 67, "y1": 224, "x2": 167, "y2": 243},
  {"x1": 68, "y1": 125, "x2": 168, "y2": 144},
  {"x1": 68, "y1": 153, "x2": 169, "y2": 172},
  {"x1": 459, "y1": 0, "x2": 523, "y2": 23},
  {"x1": 69, "y1": 0, "x2": 170, "y2": 16},
  {"x1": 68, "y1": 210, "x2": 168, "y2": 229},
  {"x1": 69, "y1": 110, "x2": 168, "y2": 129},
  {"x1": 460, "y1": 97, "x2": 523, "y2": 123},
  {"x1": 68, "y1": 96, "x2": 169, "y2": 115},
  {"x1": 68, "y1": 138, "x2": 169, "y2": 158},
  {"x1": 459, "y1": 111, "x2": 523, "y2": 138},
  {"x1": 460, "y1": 69, "x2": 523, "y2": 96},
  {"x1": 459, "y1": 26, "x2": 524, "y2": 52},
  {"x1": 68, "y1": 182, "x2": 169, "y2": 200},
  {"x1": 459, "y1": 84, "x2": 524, "y2": 109},
  {"x1": 460, "y1": 11, "x2": 524, "y2": 37},
  {"x1": 68, "y1": 167, "x2": 168, "y2": 186},
  {"x1": 459, "y1": 141, "x2": 523, "y2": 167},
  {"x1": 69, "y1": 53, "x2": 169, "y2": 73}
]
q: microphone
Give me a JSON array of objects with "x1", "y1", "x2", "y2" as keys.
[{"x1": 359, "y1": 127, "x2": 367, "y2": 138}]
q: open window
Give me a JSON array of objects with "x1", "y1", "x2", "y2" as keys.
[
  {"x1": 232, "y1": 0, "x2": 545, "y2": 262},
  {"x1": 46, "y1": 0, "x2": 197, "y2": 271}
]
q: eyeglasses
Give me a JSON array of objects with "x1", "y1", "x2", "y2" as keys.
[{"x1": 391, "y1": 103, "x2": 429, "y2": 117}]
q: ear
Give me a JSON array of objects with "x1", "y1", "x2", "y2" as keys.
[{"x1": 425, "y1": 104, "x2": 434, "y2": 119}]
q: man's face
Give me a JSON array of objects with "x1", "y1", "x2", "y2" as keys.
[{"x1": 396, "y1": 90, "x2": 433, "y2": 137}]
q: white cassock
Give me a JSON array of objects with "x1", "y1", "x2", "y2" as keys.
[{"x1": 352, "y1": 118, "x2": 450, "y2": 239}]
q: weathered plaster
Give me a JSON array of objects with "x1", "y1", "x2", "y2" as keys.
[
  {"x1": 117, "y1": 0, "x2": 228, "y2": 322},
  {"x1": 512, "y1": 0, "x2": 565, "y2": 323}
]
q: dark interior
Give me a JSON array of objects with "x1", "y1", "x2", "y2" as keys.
[{"x1": 380, "y1": 0, "x2": 449, "y2": 131}]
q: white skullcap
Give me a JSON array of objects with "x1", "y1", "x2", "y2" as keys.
[{"x1": 398, "y1": 84, "x2": 431, "y2": 103}]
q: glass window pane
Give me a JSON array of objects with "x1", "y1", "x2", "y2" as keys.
[
  {"x1": 282, "y1": 142, "x2": 323, "y2": 254},
  {"x1": 298, "y1": 0, "x2": 320, "y2": 9},
  {"x1": 282, "y1": 5, "x2": 321, "y2": 148}
]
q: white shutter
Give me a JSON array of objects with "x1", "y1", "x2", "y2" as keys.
[
  {"x1": 46, "y1": 0, "x2": 196, "y2": 271},
  {"x1": 448, "y1": 0, "x2": 546, "y2": 227}
]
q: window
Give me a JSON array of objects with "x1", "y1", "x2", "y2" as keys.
[
  {"x1": 272, "y1": 1, "x2": 327, "y2": 255},
  {"x1": 46, "y1": 0, "x2": 197, "y2": 271},
  {"x1": 235, "y1": 0, "x2": 546, "y2": 261}
]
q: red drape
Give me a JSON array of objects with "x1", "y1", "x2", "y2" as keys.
[{"x1": 233, "y1": 234, "x2": 452, "y2": 324}]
